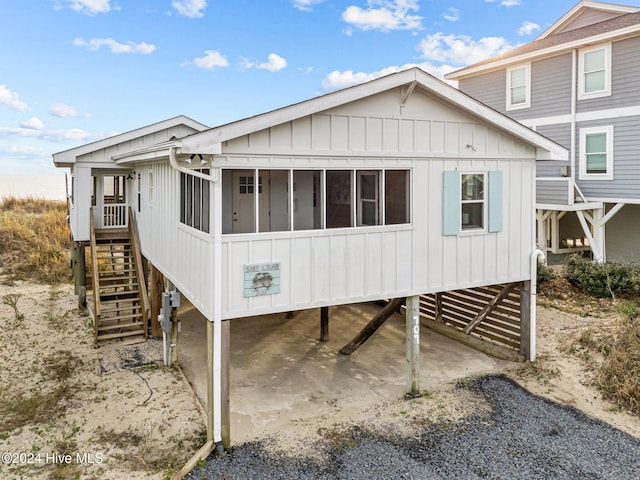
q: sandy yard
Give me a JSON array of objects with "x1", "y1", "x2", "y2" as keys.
[{"x1": 0, "y1": 277, "x2": 638, "y2": 480}]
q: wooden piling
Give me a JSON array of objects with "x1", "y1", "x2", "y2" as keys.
[
  {"x1": 406, "y1": 295, "x2": 420, "y2": 396},
  {"x1": 320, "y1": 306, "x2": 329, "y2": 342}
]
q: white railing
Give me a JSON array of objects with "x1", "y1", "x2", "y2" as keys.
[{"x1": 102, "y1": 203, "x2": 128, "y2": 228}]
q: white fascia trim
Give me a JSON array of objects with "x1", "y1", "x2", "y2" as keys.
[
  {"x1": 446, "y1": 24, "x2": 640, "y2": 81},
  {"x1": 181, "y1": 67, "x2": 567, "y2": 161},
  {"x1": 521, "y1": 103, "x2": 640, "y2": 128},
  {"x1": 537, "y1": 1, "x2": 640, "y2": 41},
  {"x1": 53, "y1": 115, "x2": 208, "y2": 166}
]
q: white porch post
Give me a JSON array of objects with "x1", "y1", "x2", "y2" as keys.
[{"x1": 405, "y1": 295, "x2": 420, "y2": 396}]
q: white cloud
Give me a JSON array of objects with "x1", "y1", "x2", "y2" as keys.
[
  {"x1": 21, "y1": 117, "x2": 44, "y2": 130},
  {"x1": 519, "y1": 21, "x2": 540, "y2": 36},
  {"x1": 67, "y1": 0, "x2": 111, "y2": 15},
  {"x1": 442, "y1": 7, "x2": 459, "y2": 22},
  {"x1": 172, "y1": 0, "x2": 207, "y2": 18},
  {"x1": 257, "y1": 53, "x2": 288, "y2": 72},
  {"x1": 0, "y1": 126, "x2": 94, "y2": 142},
  {"x1": 501, "y1": 0, "x2": 520, "y2": 5},
  {"x1": 73, "y1": 38, "x2": 156, "y2": 54},
  {"x1": 0, "y1": 85, "x2": 28, "y2": 111},
  {"x1": 292, "y1": 0, "x2": 324, "y2": 11},
  {"x1": 342, "y1": 0, "x2": 422, "y2": 32},
  {"x1": 322, "y1": 62, "x2": 457, "y2": 91},
  {"x1": 49, "y1": 103, "x2": 91, "y2": 118},
  {"x1": 189, "y1": 50, "x2": 229, "y2": 69},
  {"x1": 417, "y1": 32, "x2": 517, "y2": 66}
]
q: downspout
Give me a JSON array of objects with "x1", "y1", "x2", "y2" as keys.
[
  {"x1": 168, "y1": 146, "x2": 224, "y2": 453},
  {"x1": 530, "y1": 248, "x2": 546, "y2": 362}
]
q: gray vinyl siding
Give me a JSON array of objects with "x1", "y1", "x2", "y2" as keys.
[
  {"x1": 578, "y1": 37, "x2": 640, "y2": 112},
  {"x1": 605, "y1": 203, "x2": 640, "y2": 263},
  {"x1": 576, "y1": 116, "x2": 640, "y2": 200},
  {"x1": 535, "y1": 123, "x2": 571, "y2": 177},
  {"x1": 524, "y1": 54, "x2": 573, "y2": 121},
  {"x1": 459, "y1": 71, "x2": 505, "y2": 113}
]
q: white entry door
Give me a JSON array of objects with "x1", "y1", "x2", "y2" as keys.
[{"x1": 231, "y1": 171, "x2": 273, "y2": 233}]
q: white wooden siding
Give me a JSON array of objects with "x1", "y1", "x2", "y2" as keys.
[
  {"x1": 223, "y1": 89, "x2": 536, "y2": 159},
  {"x1": 218, "y1": 158, "x2": 534, "y2": 320}
]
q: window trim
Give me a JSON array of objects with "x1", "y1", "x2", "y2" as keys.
[
  {"x1": 578, "y1": 43, "x2": 611, "y2": 100},
  {"x1": 579, "y1": 125, "x2": 614, "y2": 181},
  {"x1": 506, "y1": 63, "x2": 531, "y2": 111},
  {"x1": 459, "y1": 172, "x2": 487, "y2": 234}
]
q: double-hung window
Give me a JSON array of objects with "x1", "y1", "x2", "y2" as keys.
[
  {"x1": 506, "y1": 64, "x2": 530, "y2": 111},
  {"x1": 579, "y1": 126, "x2": 614, "y2": 180},
  {"x1": 461, "y1": 174, "x2": 485, "y2": 230},
  {"x1": 443, "y1": 171, "x2": 503, "y2": 235},
  {"x1": 578, "y1": 43, "x2": 611, "y2": 100}
]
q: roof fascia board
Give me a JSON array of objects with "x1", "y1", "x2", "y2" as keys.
[
  {"x1": 182, "y1": 68, "x2": 566, "y2": 161},
  {"x1": 179, "y1": 69, "x2": 421, "y2": 153},
  {"x1": 537, "y1": 1, "x2": 640, "y2": 40},
  {"x1": 446, "y1": 22, "x2": 640, "y2": 80},
  {"x1": 52, "y1": 115, "x2": 208, "y2": 166}
]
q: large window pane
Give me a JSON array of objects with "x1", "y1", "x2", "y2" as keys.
[
  {"x1": 462, "y1": 203, "x2": 483, "y2": 229},
  {"x1": 294, "y1": 170, "x2": 322, "y2": 230},
  {"x1": 326, "y1": 170, "x2": 352, "y2": 228},
  {"x1": 584, "y1": 49, "x2": 605, "y2": 93},
  {"x1": 357, "y1": 171, "x2": 379, "y2": 226},
  {"x1": 385, "y1": 170, "x2": 409, "y2": 225},
  {"x1": 461, "y1": 174, "x2": 484, "y2": 201}
]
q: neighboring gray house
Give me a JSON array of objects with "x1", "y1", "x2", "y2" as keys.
[{"x1": 446, "y1": 0, "x2": 640, "y2": 263}]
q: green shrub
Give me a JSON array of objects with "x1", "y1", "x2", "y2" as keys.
[
  {"x1": 565, "y1": 254, "x2": 640, "y2": 299},
  {"x1": 536, "y1": 262, "x2": 556, "y2": 286}
]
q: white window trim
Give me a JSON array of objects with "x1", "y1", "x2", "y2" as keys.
[
  {"x1": 506, "y1": 63, "x2": 531, "y2": 111},
  {"x1": 578, "y1": 43, "x2": 611, "y2": 101},
  {"x1": 459, "y1": 171, "x2": 488, "y2": 235},
  {"x1": 579, "y1": 125, "x2": 614, "y2": 181}
]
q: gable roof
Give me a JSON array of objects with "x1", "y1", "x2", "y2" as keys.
[
  {"x1": 538, "y1": 0, "x2": 640, "y2": 40},
  {"x1": 446, "y1": 1, "x2": 640, "y2": 81},
  {"x1": 173, "y1": 67, "x2": 566, "y2": 161},
  {"x1": 52, "y1": 115, "x2": 208, "y2": 167}
]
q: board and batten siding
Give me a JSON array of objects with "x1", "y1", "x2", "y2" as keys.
[
  {"x1": 219, "y1": 156, "x2": 534, "y2": 320},
  {"x1": 131, "y1": 85, "x2": 539, "y2": 321},
  {"x1": 135, "y1": 161, "x2": 214, "y2": 320},
  {"x1": 222, "y1": 88, "x2": 536, "y2": 159}
]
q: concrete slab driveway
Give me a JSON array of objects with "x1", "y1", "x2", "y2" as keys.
[{"x1": 177, "y1": 300, "x2": 510, "y2": 444}]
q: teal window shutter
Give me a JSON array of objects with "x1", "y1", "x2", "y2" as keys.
[
  {"x1": 488, "y1": 170, "x2": 503, "y2": 232},
  {"x1": 443, "y1": 171, "x2": 460, "y2": 235}
]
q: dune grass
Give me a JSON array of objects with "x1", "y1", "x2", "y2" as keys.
[{"x1": 0, "y1": 196, "x2": 71, "y2": 284}]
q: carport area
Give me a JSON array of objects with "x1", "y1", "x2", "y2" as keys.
[{"x1": 177, "y1": 299, "x2": 511, "y2": 444}]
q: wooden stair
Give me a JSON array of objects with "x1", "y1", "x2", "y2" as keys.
[{"x1": 89, "y1": 209, "x2": 149, "y2": 346}]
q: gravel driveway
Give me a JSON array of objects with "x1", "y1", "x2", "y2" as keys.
[{"x1": 187, "y1": 375, "x2": 640, "y2": 479}]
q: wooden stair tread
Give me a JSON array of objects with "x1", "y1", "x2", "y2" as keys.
[
  {"x1": 97, "y1": 330, "x2": 146, "y2": 341},
  {"x1": 98, "y1": 321, "x2": 144, "y2": 332},
  {"x1": 100, "y1": 312, "x2": 143, "y2": 322}
]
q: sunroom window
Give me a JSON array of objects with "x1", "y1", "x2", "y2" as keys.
[
  {"x1": 180, "y1": 169, "x2": 210, "y2": 233},
  {"x1": 222, "y1": 168, "x2": 410, "y2": 234}
]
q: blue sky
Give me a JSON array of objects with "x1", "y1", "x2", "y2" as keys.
[{"x1": 0, "y1": 0, "x2": 607, "y2": 174}]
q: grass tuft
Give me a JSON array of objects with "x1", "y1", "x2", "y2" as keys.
[{"x1": 0, "y1": 196, "x2": 71, "y2": 284}]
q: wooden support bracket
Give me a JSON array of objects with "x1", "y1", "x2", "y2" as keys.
[
  {"x1": 463, "y1": 283, "x2": 517, "y2": 335},
  {"x1": 339, "y1": 297, "x2": 405, "y2": 355}
]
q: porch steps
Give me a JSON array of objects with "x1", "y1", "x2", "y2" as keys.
[{"x1": 91, "y1": 229, "x2": 147, "y2": 345}]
